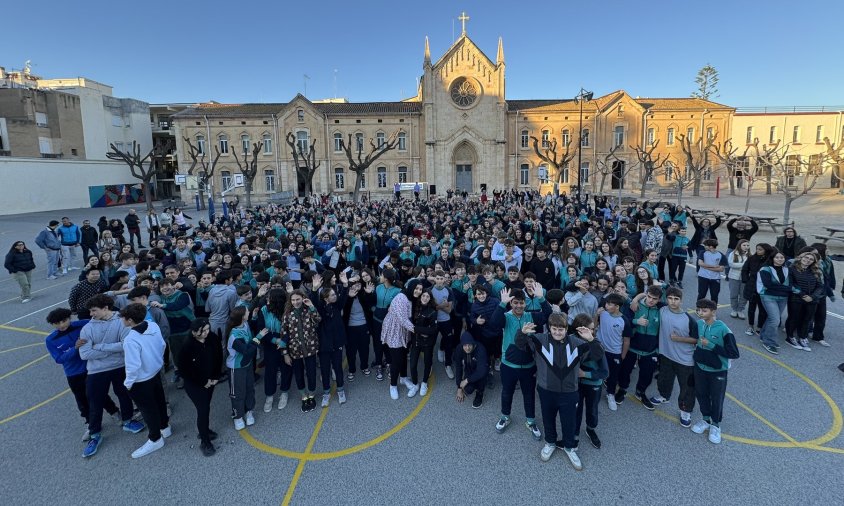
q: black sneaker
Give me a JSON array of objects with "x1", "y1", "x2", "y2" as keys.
[
  {"x1": 486, "y1": 373, "x2": 495, "y2": 390},
  {"x1": 586, "y1": 428, "x2": 601, "y2": 449},
  {"x1": 614, "y1": 389, "x2": 626, "y2": 405},
  {"x1": 635, "y1": 392, "x2": 655, "y2": 410},
  {"x1": 301, "y1": 398, "x2": 309, "y2": 412},
  {"x1": 555, "y1": 438, "x2": 579, "y2": 450},
  {"x1": 375, "y1": 366, "x2": 384, "y2": 381},
  {"x1": 785, "y1": 337, "x2": 801, "y2": 350},
  {"x1": 472, "y1": 392, "x2": 484, "y2": 409},
  {"x1": 200, "y1": 441, "x2": 216, "y2": 457},
  {"x1": 197, "y1": 430, "x2": 219, "y2": 441}
]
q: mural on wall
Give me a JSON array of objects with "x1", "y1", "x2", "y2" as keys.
[{"x1": 89, "y1": 183, "x2": 148, "y2": 208}]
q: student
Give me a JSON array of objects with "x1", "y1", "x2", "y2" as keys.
[
  {"x1": 618, "y1": 285, "x2": 665, "y2": 410},
  {"x1": 650, "y1": 287, "x2": 699, "y2": 428},
  {"x1": 727, "y1": 240, "x2": 750, "y2": 318},
  {"x1": 408, "y1": 287, "x2": 438, "y2": 397},
  {"x1": 575, "y1": 315, "x2": 609, "y2": 450},
  {"x1": 563, "y1": 275, "x2": 597, "y2": 324},
  {"x1": 469, "y1": 284, "x2": 503, "y2": 385},
  {"x1": 226, "y1": 306, "x2": 266, "y2": 430},
  {"x1": 453, "y1": 331, "x2": 489, "y2": 408},
  {"x1": 757, "y1": 250, "x2": 790, "y2": 355},
  {"x1": 785, "y1": 251, "x2": 825, "y2": 352},
  {"x1": 515, "y1": 313, "x2": 603, "y2": 471},
  {"x1": 45, "y1": 308, "x2": 120, "y2": 443},
  {"x1": 594, "y1": 294, "x2": 633, "y2": 411},
  {"x1": 78, "y1": 295, "x2": 145, "y2": 458},
  {"x1": 255, "y1": 289, "x2": 293, "y2": 412},
  {"x1": 381, "y1": 280, "x2": 418, "y2": 400},
  {"x1": 312, "y1": 273, "x2": 349, "y2": 407},
  {"x1": 35, "y1": 220, "x2": 63, "y2": 279},
  {"x1": 696, "y1": 239, "x2": 727, "y2": 303},
  {"x1": 120, "y1": 303, "x2": 171, "y2": 459},
  {"x1": 691, "y1": 298, "x2": 740, "y2": 444},
  {"x1": 280, "y1": 290, "x2": 322, "y2": 412},
  {"x1": 430, "y1": 270, "x2": 457, "y2": 378},
  {"x1": 178, "y1": 319, "x2": 223, "y2": 456},
  {"x1": 809, "y1": 243, "x2": 835, "y2": 347},
  {"x1": 5, "y1": 240, "x2": 36, "y2": 303},
  {"x1": 343, "y1": 274, "x2": 375, "y2": 380},
  {"x1": 372, "y1": 268, "x2": 401, "y2": 380},
  {"x1": 153, "y1": 278, "x2": 195, "y2": 387},
  {"x1": 669, "y1": 226, "x2": 690, "y2": 288},
  {"x1": 206, "y1": 269, "x2": 238, "y2": 338}
]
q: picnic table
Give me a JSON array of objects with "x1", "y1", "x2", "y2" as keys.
[
  {"x1": 813, "y1": 227, "x2": 844, "y2": 244},
  {"x1": 721, "y1": 213, "x2": 792, "y2": 233}
]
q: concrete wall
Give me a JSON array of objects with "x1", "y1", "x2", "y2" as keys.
[{"x1": 0, "y1": 157, "x2": 136, "y2": 215}]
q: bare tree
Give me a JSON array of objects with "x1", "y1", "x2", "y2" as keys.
[
  {"x1": 749, "y1": 139, "x2": 780, "y2": 195},
  {"x1": 662, "y1": 155, "x2": 696, "y2": 206},
  {"x1": 531, "y1": 135, "x2": 577, "y2": 186},
  {"x1": 822, "y1": 136, "x2": 844, "y2": 187},
  {"x1": 675, "y1": 133, "x2": 716, "y2": 197},
  {"x1": 230, "y1": 141, "x2": 263, "y2": 208},
  {"x1": 285, "y1": 132, "x2": 320, "y2": 196},
  {"x1": 106, "y1": 139, "x2": 172, "y2": 213},
  {"x1": 340, "y1": 132, "x2": 400, "y2": 202},
  {"x1": 593, "y1": 145, "x2": 622, "y2": 196},
  {"x1": 709, "y1": 138, "x2": 750, "y2": 196},
  {"x1": 753, "y1": 142, "x2": 829, "y2": 224},
  {"x1": 631, "y1": 140, "x2": 669, "y2": 198},
  {"x1": 182, "y1": 137, "x2": 221, "y2": 210}
]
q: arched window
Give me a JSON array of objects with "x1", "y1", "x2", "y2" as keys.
[
  {"x1": 355, "y1": 133, "x2": 364, "y2": 151},
  {"x1": 264, "y1": 170, "x2": 276, "y2": 192},
  {"x1": 377, "y1": 166, "x2": 387, "y2": 188},
  {"x1": 218, "y1": 135, "x2": 229, "y2": 154},
  {"x1": 581, "y1": 129, "x2": 590, "y2": 147},
  {"x1": 296, "y1": 131, "x2": 309, "y2": 154},
  {"x1": 196, "y1": 135, "x2": 205, "y2": 154},
  {"x1": 262, "y1": 133, "x2": 272, "y2": 154},
  {"x1": 397, "y1": 132, "x2": 407, "y2": 151},
  {"x1": 297, "y1": 109, "x2": 304, "y2": 122},
  {"x1": 614, "y1": 126, "x2": 624, "y2": 147},
  {"x1": 240, "y1": 134, "x2": 250, "y2": 155},
  {"x1": 221, "y1": 170, "x2": 232, "y2": 190},
  {"x1": 562, "y1": 129, "x2": 570, "y2": 146},
  {"x1": 333, "y1": 133, "x2": 343, "y2": 152},
  {"x1": 520, "y1": 129, "x2": 529, "y2": 148},
  {"x1": 334, "y1": 167, "x2": 345, "y2": 190},
  {"x1": 376, "y1": 132, "x2": 385, "y2": 147},
  {"x1": 541, "y1": 129, "x2": 550, "y2": 148},
  {"x1": 397, "y1": 165, "x2": 408, "y2": 183},
  {"x1": 520, "y1": 163, "x2": 530, "y2": 186}
]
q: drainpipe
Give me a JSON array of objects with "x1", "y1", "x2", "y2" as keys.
[
  {"x1": 204, "y1": 114, "x2": 213, "y2": 197},
  {"x1": 272, "y1": 113, "x2": 280, "y2": 191}
]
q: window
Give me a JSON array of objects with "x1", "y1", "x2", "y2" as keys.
[
  {"x1": 579, "y1": 162, "x2": 589, "y2": 184},
  {"x1": 355, "y1": 133, "x2": 364, "y2": 152},
  {"x1": 377, "y1": 132, "x2": 385, "y2": 148},
  {"x1": 808, "y1": 154, "x2": 823, "y2": 174},
  {"x1": 816, "y1": 125, "x2": 824, "y2": 143},
  {"x1": 111, "y1": 115, "x2": 122, "y2": 127},
  {"x1": 520, "y1": 163, "x2": 530, "y2": 186},
  {"x1": 296, "y1": 131, "x2": 309, "y2": 154},
  {"x1": 539, "y1": 164, "x2": 549, "y2": 184},
  {"x1": 397, "y1": 132, "x2": 407, "y2": 151},
  {"x1": 359, "y1": 173, "x2": 366, "y2": 189},
  {"x1": 196, "y1": 135, "x2": 206, "y2": 155},
  {"x1": 334, "y1": 168, "x2": 345, "y2": 189},
  {"x1": 241, "y1": 134, "x2": 250, "y2": 155},
  {"x1": 297, "y1": 109, "x2": 304, "y2": 122},
  {"x1": 265, "y1": 170, "x2": 276, "y2": 192},
  {"x1": 614, "y1": 126, "x2": 624, "y2": 148},
  {"x1": 221, "y1": 170, "x2": 232, "y2": 190},
  {"x1": 792, "y1": 126, "x2": 800, "y2": 143},
  {"x1": 581, "y1": 128, "x2": 590, "y2": 147},
  {"x1": 334, "y1": 133, "x2": 343, "y2": 152},
  {"x1": 687, "y1": 127, "x2": 695, "y2": 142},
  {"x1": 664, "y1": 162, "x2": 674, "y2": 182},
  {"x1": 115, "y1": 142, "x2": 124, "y2": 152},
  {"x1": 745, "y1": 127, "x2": 753, "y2": 144},
  {"x1": 219, "y1": 135, "x2": 229, "y2": 154},
  {"x1": 35, "y1": 112, "x2": 48, "y2": 127},
  {"x1": 707, "y1": 127, "x2": 714, "y2": 141},
  {"x1": 398, "y1": 165, "x2": 408, "y2": 183},
  {"x1": 617, "y1": 105, "x2": 624, "y2": 117},
  {"x1": 647, "y1": 128, "x2": 654, "y2": 146},
  {"x1": 262, "y1": 134, "x2": 272, "y2": 154},
  {"x1": 521, "y1": 129, "x2": 529, "y2": 148},
  {"x1": 561, "y1": 162, "x2": 570, "y2": 184},
  {"x1": 667, "y1": 128, "x2": 675, "y2": 146},
  {"x1": 562, "y1": 129, "x2": 570, "y2": 146},
  {"x1": 684, "y1": 163, "x2": 693, "y2": 181},
  {"x1": 785, "y1": 155, "x2": 800, "y2": 185},
  {"x1": 769, "y1": 126, "x2": 776, "y2": 144},
  {"x1": 541, "y1": 130, "x2": 550, "y2": 148},
  {"x1": 702, "y1": 168, "x2": 712, "y2": 181},
  {"x1": 377, "y1": 166, "x2": 387, "y2": 188},
  {"x1": 71, "y1": 148, "x2": 77, "y2": 156}
]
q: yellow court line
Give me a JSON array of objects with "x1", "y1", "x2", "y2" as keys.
[
  {"x1": 0, "y1": 324, "x2": 50, "y2": 336},
  {"x1": 0, "y1": 388, "x2": 70, "y2": 425},
  {"x1": 282, "y1": 406, "x2": 329, "y2": 506},
  {"x1": 725, "y1": 393, "x2": 800, "y2": 445},
  {"x1": 0, "y1": 342, "x2": 42, "y2": 354},
  {"x1": 0, "y1": 277, "x2": 76, "y2": 304},
  {"x1": 0, "y1": 354, "x2": 50, "y2": 380}
]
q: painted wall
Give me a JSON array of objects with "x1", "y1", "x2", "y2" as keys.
[{"x1": 0, "y1": 157, "x2": 136, "y2": 215}]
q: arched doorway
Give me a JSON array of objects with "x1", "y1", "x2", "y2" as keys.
[{"x1": 453, "y1": 141, "x2": 476, "y2": 193}]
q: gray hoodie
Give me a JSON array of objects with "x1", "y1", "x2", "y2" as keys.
[
  {"x1": 78, "y1": 312, "x2": 128, "y2": 374},
  {"x1": 206, "y1": 284, "x2": 237, "y2": 330}
]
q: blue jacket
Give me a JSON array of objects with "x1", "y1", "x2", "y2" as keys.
[
  {"x1": 35, "y1": 228, "x2": 62, "y2": 251},
  {"x1": 45, "y1": 320, "x2": 90, "y2": 377},
  {"x1": 57, "y1": 224, "x2": 81, "y2": 245},
  {"x1": 469, "y1": 296, "x2": 501, "y2": 339}
]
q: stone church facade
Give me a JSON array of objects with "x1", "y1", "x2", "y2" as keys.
[{"x1": 173, "y1": 32, "x2": 734, "y2": 199}]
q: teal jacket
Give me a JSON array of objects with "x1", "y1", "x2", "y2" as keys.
[{"x1": 694, "y1": 319, "x2": 739, "y2": 372}]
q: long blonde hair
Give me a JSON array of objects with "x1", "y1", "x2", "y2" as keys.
[{"x1": 793, "y1": 252, "x2": 822, "y2": 280}]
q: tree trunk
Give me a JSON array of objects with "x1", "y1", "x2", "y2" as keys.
[
  {"x1": 783, "y1": 195, "x2": 794, "y2": 225},
  {"x1": 765, "y1": 167, "x2": 772, "y2": 195},
  {"x1": 353, "y1": 171, "x2": 363, "y2": 202},
  {"x1": 692, "y1": 175, "x2": 702, "y2": 197},
  {"x1": 197, "y1": 189, "x2": 206, "y2": 210},
  {"x1": 243, "y1": 180, "x2": 253, "y2": 209},
  {"x1": 599, "y1": 173, "x2": 608, "y2": 196},
  {"x1": 142, "y1": 179, "x2": 154, "y2": 213},
  {"x1": 639, "y1": 179, "x2": 647, "y2": 198},
  {"x1": 728, "y1": 168, "x2": 736, "y2": 196},
  {"x1": 744, "y1": 184, "x2": 752, "y2": 214}
]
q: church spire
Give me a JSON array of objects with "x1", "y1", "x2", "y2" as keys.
[
  {"x1": 424, "y1": 36, "x2": 431, "y2": 66},
  {"x1": 496, "y1": 37, "x2": 504, "y2": 65}
]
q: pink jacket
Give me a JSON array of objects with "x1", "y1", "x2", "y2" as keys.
[{"x1": 380, "y1": 293, "x2": 414, "y2": 349}]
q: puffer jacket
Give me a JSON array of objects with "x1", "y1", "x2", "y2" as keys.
[{"x1": 281, "y1": 306, "x2": 321, "y2": 359}]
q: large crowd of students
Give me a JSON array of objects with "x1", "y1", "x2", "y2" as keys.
[{"x1": 10, "y1": 189, "x2": 841, "y2": 470}]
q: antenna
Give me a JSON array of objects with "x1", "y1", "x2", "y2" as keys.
[
  {"x1": 333, "y1": 69, "x2": 338, "y2": 99},
  {"x1": 303, "y1": 74, "x2": 310, "y2": 96},
  {"x1": 452, "y1": 18, "x2": 455, "y2": 42}
]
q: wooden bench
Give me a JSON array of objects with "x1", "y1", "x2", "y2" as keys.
[
  {"x1": 813, "y1": 234, "x2": 844, "y2": 244},
  {"x1": 656, "y1": 188, "x2": 679, "y2": 197}
]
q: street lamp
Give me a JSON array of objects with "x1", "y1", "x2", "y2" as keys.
[{"x1": 574, "y1": 87, "x2": 593, "y2": 207}]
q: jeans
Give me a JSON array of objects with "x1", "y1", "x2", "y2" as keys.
[
  {"x1": 61, "y1": 244, "x2": 79, "y2": 270},
  {"x1": 86, "y1": 367, "x2": 135, "y2": 435},
  {"x1": 499, "y1": 364, "x2": 536, "y2": 419},
  {"x1": 786, "y1": 298, "x2": 816, "y2": 340},
  {"x1": 229, "y1": 367, "x2": 255, "y2": 418},
  {"x1": 292, "y1": 355, "x2": 317, "y2": 394},
  {"x1": 128, "y1": 227, "x2": 143, "y2": 248},
  {"x1": 345, "y1": 325, "x2": 370, "y2": 374},
  {"x1": 11, "y1": 270, "x2": 32, "y2": 299},
  {"x1": 184, "y1": 381, "x2": 215, "y2": 443},
  {"x1": 67, "y1": 372, "x2": 118, "y2": 424},
  {"x1": 728, "y1": 278, "x2": 746, "y2": 312},
  {"x1": 129, "y1": 374, "x2": 169, "y2": 442},
  {"x1": 656, "y1": 356, "x2": 696, "y2": 412},
  {"x1": 759, "y1": 297, "x2": 787, "y2": 348},
  {"x1": 604, "y1": 351, "x2": 622, "y2": 396},
  {"x1": 537, "y1": 387, "x2": 579, "y2": 448},
  {"x1": 694, "y1": 367, "x2": 728, "y2": 425},
  {"x1": 409, "y1": 343, "x2": 435, "y2": 384},
  {"x1": 575, "y1": 383, "x2": 601, "y2": 436},
  {"x1": 319, "y1": 348, "x2": 345, "y2": 392},
  {"x1": 618, "y1": 352, "x2": 658, "y2": 395},
  {"x1": 46, "y1": 249, "x2": 60, "y2": 277},
  {"x1": 388, "y1": 346, "x2": 408, "y2": 386},
  {"x1": 696, "y1": 277, "x2": 721, "y2": 304}
]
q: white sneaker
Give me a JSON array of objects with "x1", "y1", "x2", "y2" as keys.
[
  {"x1": 563, "y1": 448, "x2": 583, "y2": 470},
  {"x1": 420, "y1": 382, "x2": 429, "y2": 396},
  {"x1": 799, "y1": 338, "x2": 812, "y2": 352},
  {"x1": 737, "y1": 311, "x2": 746, "y2": 319},
  {"x1": 160, "y1": 425, "x2": 172, "y2": 438},
  {"x1": 730, "y1": 311, "x2": 738, "y2": 318},
  {"x1": 407, "y1": 383, "x2": 419, "y2": 398},
  {"x1": 745, "y1": 328, "x2": 755, "y2": 336},
  {"x1": 321, "y1": 393, "x2": 330, "y2": 408},
  {"x1": 540, "y1": 442, "x2": 556, "y2": 462},
  {"x1": 338, "y1": 390, "x2": 347, "y2": 404},
  {"x1": 21, "y1": 298, "x2": 31, "y2": 304},
  {"x1": 82, "y1": 425, "x2": 91, "y2": 442},
  {"x1": 400, "y1": 377, "x2": 413, "y2": 390},
  {"x1": 708, "y1": 425, "x2": 722, "y2": 444},
  {"x1": 607, "y1": 393, "x2": 617, "y2": 411},
  {"x1": 437, "y1": 350, "x2": 445, "y2": 363},
  {"x1": 817, "y1": 339, "x2": 831, "y2": 347},
  {"x1": 263, "y1": 397, "x2": 274, "y2": 413},
  {"x1": 234, "y1": 418, "x2": 246, "y2": 431},
  {"x1": 245, "y1": 411, "x2": 255, "y2": 426},
  {"x1": 389, "y1": 386, "x2": 399, "y2": 400},
  {"x1": 691, "y1": 420, "x2": 710, "y2": 434},
  {"x1": 278, "y1": 392, "x2": 288, "y2": 410},
  {"x1": 131, "y1": 438, "x2": 164, "y2": 458},
  {"x1": 494, "y1": 359, "x2": 501, "y2": 371},
  {"x1": 62, "y1": 269, "x2": 68, "y2": 274},
  {"x1": 445, "y1": 366, "x2": 455, "y2": 379}
]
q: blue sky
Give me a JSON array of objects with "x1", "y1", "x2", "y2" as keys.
[{"x1": 4, "y1": 0, "x2": 841, "y2": 107}]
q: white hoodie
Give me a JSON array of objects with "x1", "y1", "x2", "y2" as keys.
[{"x1": 123, "y1": 321, "x2": 166, "y2": 389}]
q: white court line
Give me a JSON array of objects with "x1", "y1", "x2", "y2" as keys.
[
  {"x1": 2, "y1": 301, "x2": 64, "y2": 326},
  {"x1": 826, "y1": 311, "x2": 844, "y2": 321}
]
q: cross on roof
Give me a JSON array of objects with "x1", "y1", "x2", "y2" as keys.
[{"x1": 459, "y1": 12, "x2": 469, "y2": 34}]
